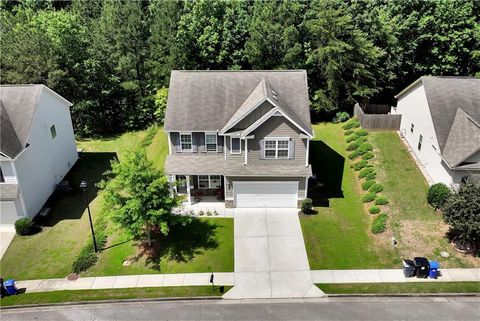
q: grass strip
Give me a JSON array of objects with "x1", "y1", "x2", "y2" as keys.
[{"x1": 317, "y1": 282, "x2": 480, "y2": 294}]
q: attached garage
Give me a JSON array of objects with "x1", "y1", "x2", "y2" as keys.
[
  {"x1": 233, "y1": 181, "x2": 298, "y2": 208},
  {"x1": 0, "y1": 200, "x2": 20, "y2": 226}
]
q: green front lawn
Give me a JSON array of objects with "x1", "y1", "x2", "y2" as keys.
[
  {"x1": 301, "y1": 123, "x2": 399, "y2": 269},
  {"x1": 0, "y1": 286, "x2": 230, "y2": 307},
  {"x1": 317, "y1": 282, "x2": 480, "y2": 294}
]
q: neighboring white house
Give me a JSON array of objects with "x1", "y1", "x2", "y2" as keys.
[
  {"x1": 391, "y1": 76, "x2": 480, "y2": 188},
  {"x1": 0, "y1": 85, "x2": 78, "y2": 226}
]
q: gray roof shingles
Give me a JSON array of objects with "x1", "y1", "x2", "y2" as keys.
[{"x1": 164, "y1": 70, "x2": 312, "y2": 135}]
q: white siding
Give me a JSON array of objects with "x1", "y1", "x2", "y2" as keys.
[
  {"x1": 395, "y1": 83, "x2": 456, "y2": 187},
  {"x1": 14, "y1": 89, "x2": 78, "y2": 219}
]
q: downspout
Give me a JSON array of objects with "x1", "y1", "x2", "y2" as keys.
[{"x1": 244, "y1": 138, "x2": 248, "y2": 165}]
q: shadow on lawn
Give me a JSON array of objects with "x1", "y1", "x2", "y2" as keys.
[
  {"x1": 38, "y1": 152, "x2": 116, "y2": 227},
  {"x1": 133, "y1": 219, "x2": 219, "y2": 271},
  {"x1": 309, "y1": 140, "x2": 345, "y2": 207}
]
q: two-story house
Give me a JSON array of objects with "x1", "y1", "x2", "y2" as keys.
[
  {"x1": 0, "y1": 85, "x2": 78, "y2": 226},
  {"x1": 164, "y1": 70, "x2": 313, "y2": 208}
]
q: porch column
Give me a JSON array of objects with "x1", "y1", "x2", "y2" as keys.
[
  {"x1": 173, "y1": 175, "x2": 178, "y2": 194},
  {"x1": 186, "y1": 175, "x2": 191, "y2": 206}
]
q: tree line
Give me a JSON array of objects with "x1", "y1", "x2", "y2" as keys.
[{"x1": 1, "y1": 0, "x2": 479, "y2": 136}]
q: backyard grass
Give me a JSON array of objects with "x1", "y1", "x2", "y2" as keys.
[
  {"x1": 300, "y1": 123, "x2": 400, "y2": 269},
  {"x1": 370, "y1": 132, "x2": 479, "y2": 268},
  {"x1": 0, "y1": 286, "x2": 231, "y2": 307},
  {"x1": 146, "y1": 129, "x2": 169, "y2": 170},
  {"x1": 317, "y1": 282, "x2": 480, "y2": 294},
  {"x1": 84, "y1": 218, "x2": 234, "y2": 276}
]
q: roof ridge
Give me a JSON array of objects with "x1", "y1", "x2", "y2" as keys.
[{"x1": 172, "y1": 70, "x2": 306, "y2": 73}]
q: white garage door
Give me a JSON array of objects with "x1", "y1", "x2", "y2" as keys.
[
  {"x1": 234, "y1": 181, "x2": 298, "y2": 208},
  {"x1": 0, "y1": 201, "x2": 19, "y2": 225}
]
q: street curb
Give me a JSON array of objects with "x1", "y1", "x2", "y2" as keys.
[
  {"x1": 327, "y1": 293, "x2": 480, "y2": 297},
  {"x1": 0, "y1": 296, "x2": 222, "y2": 310}
]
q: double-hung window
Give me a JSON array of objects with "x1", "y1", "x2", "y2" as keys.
[
  {"x1": 265, "y1": 138, "x2": 289, "y2": 159},
  {"x1": 180, "y1": 133, "x2": 192, "y2": 151},
  {"x1": 205, "y1": 133, "x2": 217, "y2": 151},
  {"x1": 418, "y1": 134, "x2": 423, "y2": 151},
  {"x1": 230, "y1": 137, "x2": 241, "y2": 154},
  {"x1": 198, "y1": 175, "x2": 222, "y2": 189}
]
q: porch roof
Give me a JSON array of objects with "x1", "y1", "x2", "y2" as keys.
[{"x1": 165, "y1": 154, "x2": 312, "y2": 177}]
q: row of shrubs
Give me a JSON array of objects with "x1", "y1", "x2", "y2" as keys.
[
  {"x1": 71, "y1": 216, "x2": 108, "y2": 274},
  {"x1": 342, "y1": 118, "x2": 388, "y2": 234}
]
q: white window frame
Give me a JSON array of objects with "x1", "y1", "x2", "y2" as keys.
[
  {"x1": 180, "y1": 133, "x2": 193, "y2": 152},
  {"x1": 198, "y1": 175, "x2": 222, "y2": 189},
  {"x1": 205, "y1": 133, "x2": 218, "y2": 152},
  {"x1": 265, "y1": 138, "x2": 289, "y2": 159},
  {"x1": 230, "y1": 137, "x2": 241, "y2": 154}
]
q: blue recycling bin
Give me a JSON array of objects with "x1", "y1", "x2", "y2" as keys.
[
  {"x1": 4, "y1": 279, "x2": 17, "y2": 295},
  {"x1": 429, "y1": 261, "x2": 439, "y2": 279}
]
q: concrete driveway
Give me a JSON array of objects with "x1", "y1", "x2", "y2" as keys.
[{"x1": 223, "y1": 208, "x2": 324, "y2": 299}]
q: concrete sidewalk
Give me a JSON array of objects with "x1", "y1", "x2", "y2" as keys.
[
  {"x1": 0, "y1": 226, "x2": 15, "y2": 260},
  {"x1": 311, "y1": 268, "x2": 480, "y2": 284},
  {"x1": 16, "y1": 272, "x2": 235, "y2": 294}
]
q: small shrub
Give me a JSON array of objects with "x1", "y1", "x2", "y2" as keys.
[
  {"x1": 362, "y1": 152, "x2": 374, "y2": 160},
  {"x1": 72, "y1": 249, "x2": 98, "y2": 274},
  {"x1": 344, "y1": 129, "x2": 354, "y2": 136},
  {"x1": 358, "y1": 167, "x2": 374, "y2": 178},
  {"x1": 354, "y1": 128, "x2": 368, "y2": 137},
  {"x1": 213, "y1": 210, "x2": 219, "y2": 216},
  {"x1": 427, "y1": 183, "x2": 452, "y2": 209},
  {"x1": 369, "y1": 205, "x2": 381, "y2": 214},
  {"x1": 362, "y1": 180, "x2": 376, "y2": 191},
  {"x1": 358, "y1": 142, "x2": 373, "y2": 153},
  {"x1": 369, "y1": 183, "x2": 384, "y2": 194},
  {"x1": 334, "y1": 112, "x2": 350, "y2": 123},
  {"x1": 206, "y1": 211, "x2": 213, "y2": 216},
  {"x1": 301, "y1": 198, "x2": 314, "y2": 214},
  {"x1": 371, "y1": 213, "x2": 388, "y2": 234},
  {"x1": 346, "y1": 141, "x2": 360, "y2": 151},
  {"x1": 362, "y1": 192, "x2": 376, "y2": 203},
  {"x1": 365, "y1": 172, "x2": 377, "y2": 180},
  {"x1": 198, "y1": 210, "x2": 205, "y2": 216},
  {"x1": 354, "y1": 136, "x2": 368, "y2": 145},
  {"x1": 342, "y1": 118, "x2": 360, "y2": 130},
  {"x1": 345, "y1": 135, "x2": 357, "y2": 143},
  {"x1": 348, "y1": 150, "x2": 363, "y2": 160},
  {"x1": 14, "y1": 218, "x2": 40, "y2": 236},
  {"x1": 375, "y1": 195, "x2": 389, "y2": 205},
  {"x1": 352, "y1": 160, "x2": 368, "y2": 171}
]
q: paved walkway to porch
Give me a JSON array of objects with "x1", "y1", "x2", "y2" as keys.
[{"x1": 223, "y1": 208, "x2": 325, "y2": 299}]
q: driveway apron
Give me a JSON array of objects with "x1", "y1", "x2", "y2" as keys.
[{"x1": 223, "y1": 208, "x2": 325, "y2": 299}]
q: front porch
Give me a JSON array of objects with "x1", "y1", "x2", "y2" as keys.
[{"x1": 169, "y1": 174, "x2": 227, "y2": 207}]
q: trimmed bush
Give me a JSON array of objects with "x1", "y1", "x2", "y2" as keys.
[
  {"x1": 369, "y1": 205, "x2": 381, "y2": 214},
  {"x1": 346, "y1": 141, "x2": 361, "y2": 151},
  {"x1": 362, "y1": 192, "x2": 376, "y2": 203},
  {"x1": 358, "y1": 167, "x2": 374, "y2": 178},
  {"x1": 358, "y1": 142, "x2": 373, "y2": 153},
  {"x1": 345, "y1": 135, "x2": 357, "y2": 143},
  {"x1": 354, "y1": 128, "x2": 368, "y2": 137},
  {"x1": 301, "y1": 198, "x2": 314, "y2": 214},
  {"x1": 371, "y1": 213, "x2": 387, "y2": 234},
  {"x1": 342, "y1": 118, "x2": 360, "y2": 130},
  {"x1": 72, "y1": 248, "x2": 98, "y2": 273},
  {"x1": 365, "y1": 172, "x2": 377, "y2": 180},
  {"x1": 352, "y1": 160, "x2": 368, "y2": 171},
  {"x1": 427, "y1": 183, "x2": 452, "y2": 209},
  {"x1": 344, "y1": 129, "x2": 354, "y2": 136},
  {"x1": 348, "y1": 150, "x2": 363, "y2": 160},
  {"x1": 375, "y1": 195, "x2": 389, "y2": 205},
  {"x1": 369, "y1": 183, "x2": 384, "y2": 194},
  {"x1": 362, "y1": 152, "x2": 374, "y2": 160},
  {"x1": 334, "y1": 112, "x2": 350, "y2": 123},
  {"x1": 14, "y1": 218, "x2": 40, "y2": 236},
  {"x1": 354, "y1": 136, "x2": 368, "y2": 145},
  {"x1": 362, "y1": 180, "x2": 376, "y2": 191}
]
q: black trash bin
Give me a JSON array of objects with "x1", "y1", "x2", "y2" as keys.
[
  {"x1": 402, "y1": 259, "x2": 415, "y2": 278},
  {"x1": 414, "y1": 257, "x2": 430, "y2": 278}
]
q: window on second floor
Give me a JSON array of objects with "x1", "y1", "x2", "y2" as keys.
[
  {"x1": 410, "y1": 123, "x2": 414, "y2": 133},
  {"x1": 230, "y1": 137, "x2": 241, "y2": 154},
  {"x1": 418, "y1": 134, "x2": 423, "y2": 151},
  {"x1": 180, "y1": 133, "x2": 192, "y2": 151},
  {"x1": 50, "y1": 124, "x2": 57, "y2": 139},
  {"x1": 205, "y1": 133, "x2": 217, "y2": 151},
  {"x1": 265, "y1": 138, "x2": 289, "y2": 159}
]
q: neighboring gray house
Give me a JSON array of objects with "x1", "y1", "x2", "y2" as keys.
[
  {"x1": 391, "y1": 76, "x2": 480, "y2": 187},
  {"x1": 164, "y1": 70, "x2": 313, "y2": 208}
]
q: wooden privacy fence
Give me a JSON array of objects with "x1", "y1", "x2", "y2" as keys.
[{"x1": 353, "y1": 103, "x2": 402, "y2": 131}]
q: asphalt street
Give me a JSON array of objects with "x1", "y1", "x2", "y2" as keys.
[{"x1": 1, "y1": 296, "x2": 479, "y2": 321}]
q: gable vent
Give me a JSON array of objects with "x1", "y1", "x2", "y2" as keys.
[{"x1": 271, "y1": 90, "x2": 278, "y2": 101}]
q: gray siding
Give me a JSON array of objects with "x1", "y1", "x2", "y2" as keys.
[
  {"x1": 232, "y1": 101, "x2": 272, "y2": 130},
  {"x1": 225, "y1": 176, "x2": 306, "y2": 199},
  {"x1": 170, "y1": 132, "x2": 224, "y2": 154},
  {"x1": 248, "y1": 116, "x2": 307, "y2": 166}
]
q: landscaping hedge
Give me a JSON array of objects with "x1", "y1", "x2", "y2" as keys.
[
  {"x1": 358, "y1": 167, "x2": 374, "y2": 178},
  {"x1": 14, "y1": 218, "x2": 40, "y2": 236},
  {"x1": 371, "y1": 213, "x2": 387, "y2": 234},
  {"x1": 362, "y1": 192, "x2": 377, "y2": 203},
  {"x1": 301, "y1": 198, "x2": 314, "y2": 214},
  {"x1": 375, "y1": 195, "x2": 389, "y2": 205},
  {"x1": 426, "y1": 183, "x2": 451, "y2": 209},
  {"x1": 352, "y1": 160, "x2": 368, "y2": 171},
  {"x1": 369, "y1": 183, "x2": 384, "y2": 194},
  {"x1": 348, "y1": 150, "x2": 363, "y2": 160},
  {"x1": 334, "y1": 112, "x2": 350, "y2": 123},
  {"x1": 362, "y1": 152, "x2": 374, "y2": 160},
  {"x1": 358, "y1": 142, "x2": 373, "y2": 153},
  {"x1": 362, "y1": 180, "x2": 376, "y2": 191},
  {"x1": 342, "y1": 118, "x2": 360, "y2": 130},
  {"x1": 71, "y1": 217, "x2": 108, "y2": 274},
  {"x1": 369, "y1": 205, "x2": 381, "y2": 214},
  {"x1": 347, "y1": 141, "x2": 361, "y2": 151},
  {"x1": 344, "y1": 129, "x2": 354, "y2": 136},
  {"x1": 354, "y1": 129, "x2": 368, "y2": 137},
  {"x1": 365, "y1": 172, "x2": 376, "y2": 180}
]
